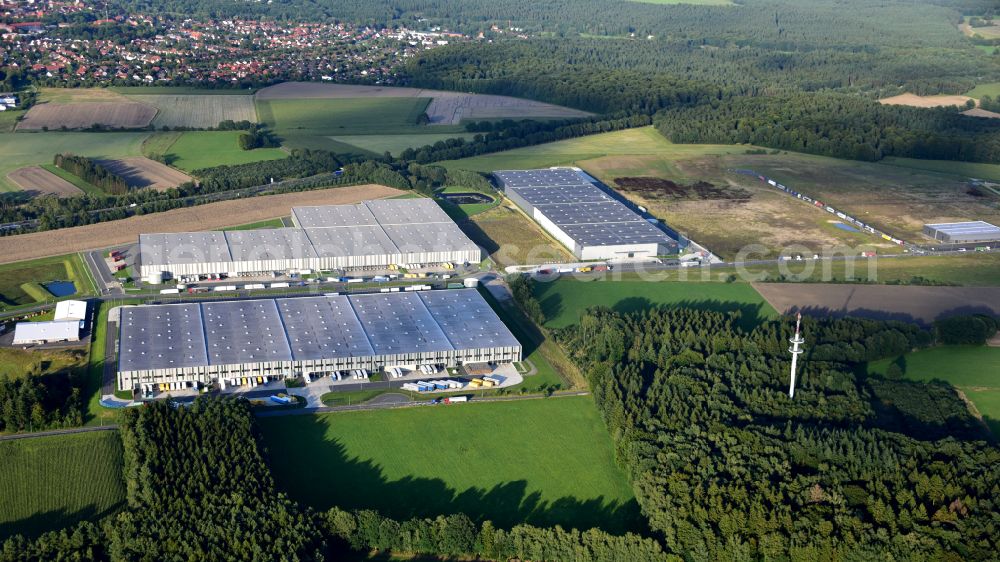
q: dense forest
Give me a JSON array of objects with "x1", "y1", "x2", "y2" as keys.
[
  {"x1": 0, "y1": 368, "x2": 86, "y2": 433},
  {"x1": 653, "y1": 93, "x2": 1000, "y2": 162},
  {"x1": 553, "y1": 305, "x2": 1000, "y2": 560}
]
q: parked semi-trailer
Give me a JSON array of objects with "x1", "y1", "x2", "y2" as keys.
[{"x1": 444, "y1": 396, "x2": 469, "y2": 404}]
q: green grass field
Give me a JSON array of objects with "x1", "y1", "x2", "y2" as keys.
[
  {"x1": 258, "y1": 97, "x2": 436, "y2": 149},
  {"x1": 329, "y1": 132, "x2": 476, "y2": 156},
  {"x1": 531, "y1": 278, "x2": 778, "y2": 329},
  {"x1": 880, "y1": 157, "x2": 1000, "y2": 183},
  {"x1": 0, "y1": 253, "x2": 93, "y2": 309},
  {"x1": 0, "y1": 431, "x2": 126, "y2": 541},
  {"x1": 0, "y1": 132, "x2": 148, "y2": 192},
  {"x1": 965, "y1": 82, "x2": 1000, "y2": 98},
  {"x1": 868, "y1": 345, "x2": 1000, "y2": 433},
  {"x1": 218, "y1": 217, "x2": 287, "y2": 230},
  {"x1": 154, "y1": 131, "x2": 287, "y2": 172},
  {"x1": 0, "y1": 109, "x2": 25, "y2": 133},
  {"x1": 439, "y1": 127, "x2": 745, "y2": 173},
  {"x1": 259, "y1": 396, "x2": 641, "y2": 533},
  {"x1": 0, "y1": 347, "x2": 86, "y2": 380}
]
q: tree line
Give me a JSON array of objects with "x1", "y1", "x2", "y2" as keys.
[
  {"x1": 0, "y1": 368, "x2": 85, "y2": 433},
  {"x1": 53, "y1": 154, "x2": 128, "y2": 195},
  {"x1": 653, "y1": 92, "x2": 1000, "y2": 162},
  {"x1": 551, "y1": 303, "x2": 1000, "y2": 560}
]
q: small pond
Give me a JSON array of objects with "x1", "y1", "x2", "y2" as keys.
[
  {"x1": 440, "y1": 192, "x2": 494, "y2": 205},
  {"x1": 44, "y1": 281, "x2": 77, "y2": 297},
  {"x1": 832, "y1": 222, "x2": 860, "y2": 233}
]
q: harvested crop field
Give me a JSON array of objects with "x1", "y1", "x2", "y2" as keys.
[
  {"x1": 16, "y1": 102, "x2": 156, "y2": 131},
  {"x1": 0, "y1": 184, "x2": 402, "y2": 263},
  {"x1": 878, "y1": 93, "x2": 974, "y2": 108},
  {"x1": 97, "y1": 157, "x2": 192, "y2": 191},
  {"x1": 613, "y1": 177, "x2": 751, "y2": 201},
  {"x1": 256, "y1": 82, "x2": 590, "y2": 124},
  {"x1": 423, "y1": 93, "x2": 590, "y2": 125},
  {"x1": 6, "y1": 166, "x2": 83, "y2": 197},
  {"x1": 130, "y1": 94, "x2": 257, "y2": 129},
  {"x1": 753, "y1": 283, "x2": 1000, "y2": 324},
  {"x1": 961, "y1": 108, "x2": 1000, "y2": 119}
]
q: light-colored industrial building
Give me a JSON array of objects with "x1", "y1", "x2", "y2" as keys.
[
  {"x1": 923, "y1": 221, "x2": 1000, "y2": 244},
  {"x1": 137, "y1": 199, "x2": 482, "y2": 279},
  {"x1": 13, "y1": 320, "x2": 82, "y2": 345},
  {"x1": 494, "y1": 168, "x2": 678, "y2": 260},
  {"x1": 116, "y1": 289, "x2": 521, "y2": 391},
  {"x1": 54, "y1": 300, "x2": 88, "y2": 323}
]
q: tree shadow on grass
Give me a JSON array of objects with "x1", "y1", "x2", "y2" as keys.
[
  {"x1": 1, "y1": 503, "x2": 123, "y2": 543},
  {"x1": 259, "y1": 417, "x2": 647, "y2": 536}
]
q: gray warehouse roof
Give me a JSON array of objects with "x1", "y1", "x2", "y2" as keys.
[
  {"x1": 494, "y1": 168, "x2": 593, "y2": 188},
  {"x1": 496, "y1": 168, "x2": 677, "y2": 250},
  {"x1": 119, "y1": 304, "x2": 208, "y2": 372},
  {"x1": 277, "y1": 296, "x2": 375, "y2": 359},
  {"x1": 925, "y1": 221, "x2": 1000, "y2": 239},
  {"x1": 139, "y1": 199, "x2": 480, "y2": 269},
  {"x1": 118, "y1": 289, "x2": 519, "y2": 373}
]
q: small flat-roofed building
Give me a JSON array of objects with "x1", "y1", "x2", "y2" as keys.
[
  {"x1": 116, "y1": 289, "x2": 521, "y2": 391},
  {"x1": 54, "y1": 300, "x2": 88, "y2": 323},
  {"x1": 923, "y1": 221, "x2": 1000, "y2": 244},
  {"x1": 13, "y1": 320, "x2": 82, "y2": 345},
  {"x1": 495, "y1": 167, "x2": 679, "y2": 260}
]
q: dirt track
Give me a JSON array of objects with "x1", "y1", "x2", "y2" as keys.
[
  {"x1": 16, "y1": 101, "x2": 156, "y2": 130},
  {"x1": 6, "y1": 166, "x2": 82, "y2": 198},
  {"x1": 98, "y1": 157, "x2": 192, "y2": 191},
  {"x1": 753, "y1": 282, "x2": 1000, "y2": 324},
  {"x1": 0, "y1": 184, "x2": 403, "y2": 264}
]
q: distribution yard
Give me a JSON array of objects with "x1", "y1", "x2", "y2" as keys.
[
  {"x1": 143, "y1": 131, "x2": 287, "y2": 172},
  {"x1": 0, "y1": 184, "x2": 402, "y2": 264},
  {"x1": 868, "y1": 345, "x2": 1000, "y2": 432},
  {"x1": 533, "y1": 278, "x2": 778, "y2": 329},
  {"x1": 97, "y1": 157, "x2": 192, "y2": 190},
  {"x1": 753, "y1": 283, "x2": 1000, "y2": 324},
  {"x1": 16, "y1": 101, "x2": 156, "y2": 131},
  {"x1": 259, "y1": 396, "x2": 642, "y2": 534},
  {"x1": 0, "y1": 432, "x2": 126, "y2": 541},
  {"x1": 6, "y1": 166, "x2": 83, "y2": 197},
  {"x1": 0, "y1": 132, "x2": 147, "y2": 192},
  {"x1": 129, "y1": 94, "x2": 257, "y2": 129}
]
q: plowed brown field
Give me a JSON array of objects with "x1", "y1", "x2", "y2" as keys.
[
  {"x1": 6, "y1": 166, "x2": 82, "y2": 197},
  {"x1": 98, "y1": 157, "x2": 192, "y2": 191},
  {"x1": 753, "y1": 282, "x2": 1000, "y2": 324},
  {"x1": 16, "y1": 101, "x2": 156, "y2": 130},
  {"x1": 0, "y1": 184, "x2": 402, "y2": 263}
]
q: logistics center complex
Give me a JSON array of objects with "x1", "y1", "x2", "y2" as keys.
[
  {"x1": 137, "y1": 198, "x2": 482, "y2": 279},
  {"x1": 116, "y1": 289, "x2": 522, "y2": 391},
  {"x1": 494, "y1": 168, "x2": 679, "y2": 261}
]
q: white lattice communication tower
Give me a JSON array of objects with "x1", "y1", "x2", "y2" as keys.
[{"x1": 788, "y1": 312, "x2": 805, "y2": 398}]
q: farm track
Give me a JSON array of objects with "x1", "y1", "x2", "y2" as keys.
[
  {"x1": 0, "y1": 184, "x2": 403, "y2": 264},
  {"x1": 0, "y1": 425, "x2": 118, "y2": 442}
]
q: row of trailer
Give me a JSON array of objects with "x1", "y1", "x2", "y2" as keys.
[
  {"x1": 402, "y1": 380, "x2": 465, "y2": 392},
  {"x1": 139, "y1": 381, "x2": 199, "y2": 397},
  {"x1": 740, "y1": 170, "x2": 908, "y2": 248},
  {"x1": 310, "y1": 370, "x2": 368, "y2": 383},
  {"x1": 219, "y1": 375, "x2": 272, "y2": 390}
]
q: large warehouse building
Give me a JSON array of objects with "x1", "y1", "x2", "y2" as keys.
[
  {"x1": 494, "y1": 168, "x2": 678, "y2": 261},
  {"x1": 116, "y1": 289, "x2": 521, "y2": 390},
  {"x1": 922, "y1": 221, "x2": 1000, "y2": 244},
  {"x1": 137, "y1": 199, "x2": 482, "y2": 278}
]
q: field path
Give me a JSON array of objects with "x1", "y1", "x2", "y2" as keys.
[
  {"x1": 753, "y1": 283, "x2": 1000, "y2": 324},
  {"x1": 0, "y1": 184, "x2": 402, "y2": 264}
]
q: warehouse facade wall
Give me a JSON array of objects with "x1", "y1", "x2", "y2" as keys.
[{"x1": 117, "y1": 345, "x2": 521, "y2": 390}]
